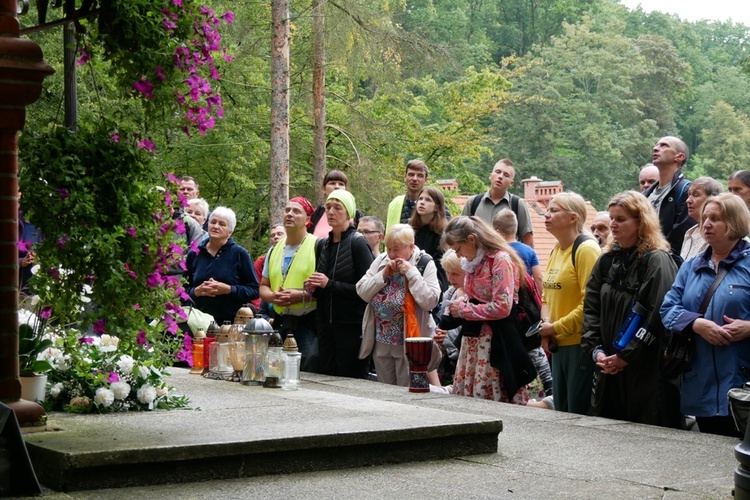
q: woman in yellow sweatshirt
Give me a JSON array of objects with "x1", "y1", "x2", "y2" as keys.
[{"x1": 540, "y1": 192, "x2": 601, "y2": 414}]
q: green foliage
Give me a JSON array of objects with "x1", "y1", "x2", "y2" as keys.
[
  {"x1": 19, "y1": 0, "x2": 750, "y2": 240},
  {"x1": 18, "y1": 122, "x2": 192, "y2": 413},
  {"x1": 19, "y1": 121, "x2": 190, "y2": 364},
  {"x1": 695, "y1": 101, "x2": 750, "y2": 180},
  {"x1": 19, "y1": 323, "x2": 54, "y2": 376}
]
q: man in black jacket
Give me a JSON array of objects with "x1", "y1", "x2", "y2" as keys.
[{"x1": 644, "y1": 136, "x2": 694, "y2": 256}]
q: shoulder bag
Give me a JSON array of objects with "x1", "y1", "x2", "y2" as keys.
[{"x1": 661, "y1": 266, "x2": 730, "y2": 379}]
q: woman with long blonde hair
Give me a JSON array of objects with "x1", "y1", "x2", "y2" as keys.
[{"x1": 540, "y1": 192, "x2": 601, "y2": 414}]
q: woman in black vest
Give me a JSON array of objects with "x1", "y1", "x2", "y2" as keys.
[{"x1": 306, "y1": 190, "x2": 374, "y2": 378}]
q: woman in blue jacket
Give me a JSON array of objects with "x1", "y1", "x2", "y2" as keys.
[
  {"x1": 186, "y1": 206, "x2": 260, "y2": 325},
  {"x1": 661, "y1": 193, "x2": 750, "y2": 436}
]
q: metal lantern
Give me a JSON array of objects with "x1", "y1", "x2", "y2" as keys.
[{"x1": 240, "y1": 318, "x2": 275, "y2": 385}]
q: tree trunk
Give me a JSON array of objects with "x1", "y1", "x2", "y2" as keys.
[
  {"x1": 270, "y1": 0, "x2": 290, "y2": 226},
  {"x1": 312, "y1": 0, "x2": 326, "y2": 204}
]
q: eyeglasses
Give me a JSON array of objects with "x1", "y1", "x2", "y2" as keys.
[{"x1": 358, "y1": 230, "x2": 381, "y2": 236}]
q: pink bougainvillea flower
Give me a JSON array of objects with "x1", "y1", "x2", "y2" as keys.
[
  {"x1": 49, "y1": 268, "x2": 60, "y2": 281},
  {"x1": 126, "y1": 227, "x2": 137, "y2": 238},
  {"x1": 39, "y1": 306, "x2": 53, "y2": 319},
  {"x1": 163, "y1": 172, "x2": 179, "y2": 184},
  {"x1": 137, "y1": 139, "x2": 156, "y2": 153},
  {"x1": 164, "y1": 314, "x2": 179, "y2": 335},
  {"x1": 172, "y1": 0, "x2": 183, "y2": 6},
  {"x1": 177, "y1": 286, "x2": 191, "y2": 301},
  {"x1": 17, "y1": 240, "x2": 32, "y2": 252},
  {"x1": 133, "y1": 78, "x2": 154, "y2": 99},
  {"x1": 189, "y1": 239, "x2": 200, "y2": 253},
  {"x1": 93, "y1": 319, "x2": 106, "y2": 335},
  {"x1": 176, "y1": 335, "x2": 193, "y2": 366},
  {"x1": 162, "y1": 17, "x2": 178, "y2": 32},
  {"x1": 173, "y1": 218, "x2": 186, "y2": 235},
  {"x1": 124, "y1": 263, "x2": 138, "y2": 279},
  {"x1": 56, "y1": 235, "x2": 69, "y2": 248},
  {"x1": 76, "y1": 50, "x2": 91, "y2": 67},
  {"x1": 222, "y1": 11, "x2": 235, "y2": 24},
  {"x1": 197, "y1": 115, "x2": 216, "y2": 136},
  {"x1": 137, "y1": 329, "x2": 147, "y2": 345},
  {"x1": 133, "y1": 303, "x2": 140, "y2": 310},
  {"x1": 107, "y1": 372, "x2": 120, "y2": 383},
  {"x1": 57, "y1": 188, "x2": 70, "y2": 200},
  {"x1": 146, "y1": 272, "x2": 164, "y2": 288},
  {"x1": 110, "y1": 132, "x2": 120, "y2": 143},
  {"x1": 78, "y1": 336, "x2": 95, "y2": 344},
  {"x1": 163, "y1": 191, "x2": 173, "y2": 207}
]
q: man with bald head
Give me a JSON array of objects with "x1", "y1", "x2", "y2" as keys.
[
  {"x1": 642, "y1": 136, "x2": 694, "y2": 256},
  {"x1": 639, "y1": 164, "x2": 659, "y2": 193},
  {"x1": 589, "y1": 211, "x2": 611, "y2": 249}
]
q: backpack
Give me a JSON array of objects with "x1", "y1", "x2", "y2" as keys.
[
  {"x1": 470, "y1": 192, "x2": 520, "y2": 218},
  {"x1": 516, "y1": 272, "x2": 543, "y2": 351}
]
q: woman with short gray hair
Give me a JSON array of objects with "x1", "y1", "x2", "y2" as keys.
[{"x1": 186, "y1": 206, "x2": 259, "y2": 324}]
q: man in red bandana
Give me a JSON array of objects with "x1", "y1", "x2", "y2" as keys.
[{"x1": 259, "y1": 197, "x2": 321, "y2": 372}]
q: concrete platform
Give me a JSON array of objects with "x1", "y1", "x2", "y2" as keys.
[
  {"x1": 22, "y1": 369, "x2": 502, "y2": 492},
  {"x1": 20, "y1": 369, "x2": 742, "y2": 498}
]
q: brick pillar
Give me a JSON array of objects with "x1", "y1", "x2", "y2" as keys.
[{"x1": 0, "y1": 0, "x2": 54, "y2": 424}]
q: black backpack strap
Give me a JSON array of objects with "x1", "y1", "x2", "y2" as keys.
[
  {"x1": 415, "y1": 252, "x2": 433, "y2": 275},
  {"x1": 571, "y1": 234, "x2": 594, "y2": 269},
  {"x1": 470, "y1": 194, "x2": 483, "y2": 216},
  {"x1": 510, "y1": 194, "x2": 519, "y2": 215}
]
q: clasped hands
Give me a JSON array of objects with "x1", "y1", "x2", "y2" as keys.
[
  {"x1": 596, "y1": 352, "x2": 628, "y2": 375},
  {"x1": 194, "y1": 278, "x2": 231, "y2": 297},
  {"x1": 270, "y1": 286, "x2": 308, "y2": 307},
  {"x1": 694, "y1": 316, "x2": 750, "y2": 345}
]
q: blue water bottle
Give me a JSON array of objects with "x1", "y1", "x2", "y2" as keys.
[{"x1": 612, "y1": 302, "x2": 649, "y2": 351}]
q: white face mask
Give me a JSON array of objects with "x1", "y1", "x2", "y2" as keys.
[{"x1": 461, "y1": 248, "x2": 485, "y2": 273}]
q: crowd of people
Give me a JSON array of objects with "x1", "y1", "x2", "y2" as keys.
[{"x1": 175, "y1": 135, "x2": 750, "y2": 438}]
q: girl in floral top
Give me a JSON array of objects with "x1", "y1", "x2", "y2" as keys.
[{"x1": 441, "y1": 216, "x2": 534, "y2": 403}]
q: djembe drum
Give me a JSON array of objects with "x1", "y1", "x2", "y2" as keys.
[{"x1": 405, "y1": 337, "x2": 433, "y2": 393}]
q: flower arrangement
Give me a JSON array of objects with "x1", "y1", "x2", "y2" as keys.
[
  {"x1": 19, "y1": 125, "x2": 193, "y2": 413},
  {"x1": 19, "y1": 304, "x2": 188, "y2": 413}
]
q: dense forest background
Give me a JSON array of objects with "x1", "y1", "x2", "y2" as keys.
[{"x1": 19, "y1": 0, "x2": 750, "y2": 258}]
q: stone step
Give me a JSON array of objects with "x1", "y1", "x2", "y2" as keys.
[{"x1": 23, "y1": 370, "x2": 501, "y2": 492}]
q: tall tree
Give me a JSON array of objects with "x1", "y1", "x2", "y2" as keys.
[
  {"x1": 312, "y1": 0, "x2": 326, "y2": 204},
  {"x1": 270, "y1": 0, "x2": 291, "y2": 225}
]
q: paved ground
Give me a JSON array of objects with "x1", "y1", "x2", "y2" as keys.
[{"x1": 18, "y1": 369, "x2": 742, "y2": 499}]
